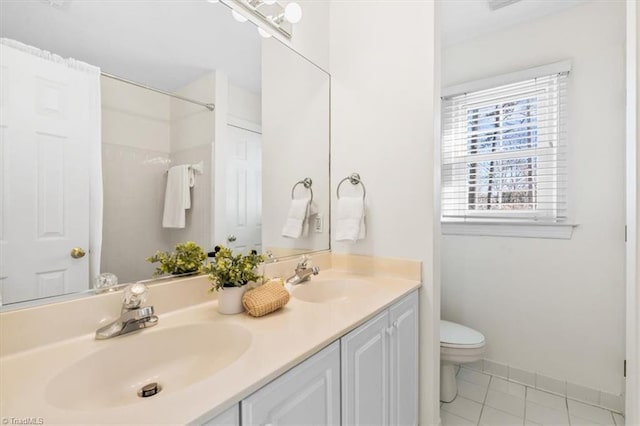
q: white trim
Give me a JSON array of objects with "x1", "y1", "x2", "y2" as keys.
[
  {"x1": 441, "y1": 221, "x2": 577, "y2": 239},
  {"x1": 442, "y1": 60, "x2": 572, "y2": 98},
  {"x1": 464, "y1": 360, "x2": 625, "y2": 414},
  {"x1": 432, "y1": 2, "x2": 443, "y2": 426},
  {"x1": 626, "y1": 0, "x2": 639, "y2": 423}
]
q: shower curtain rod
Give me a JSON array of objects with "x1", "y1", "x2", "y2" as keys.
[{"x1": 101, "y1": 72, "x2": 215, "y2": 112}]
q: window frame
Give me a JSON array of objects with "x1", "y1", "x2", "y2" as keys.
[{"x1": 440, "y1": 61, "x2": 577, "y2": 239}]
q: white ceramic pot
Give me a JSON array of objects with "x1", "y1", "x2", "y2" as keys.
[{"x1": 217, "y1": 285, "x2": 247, "y2": 315}]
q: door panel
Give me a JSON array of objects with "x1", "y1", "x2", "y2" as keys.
[
  {"x1": 224, "y1": 124, "x2": 261, "y2": 253},
  {"x1": 202, "y1": 404, "x2": 239, "y2": 426},
  {"x1": 0, "y1": 44, "x2": 90, "y2": 304},
  {"x1": 241, "y1": 341, "x2": 340, "y2": 426},
  {"x1": 389, "y1": 291, "x2": 419, "y2": 426},
  {"x1": 341, "y1": 310, "x2": 389, "y2": 426}
]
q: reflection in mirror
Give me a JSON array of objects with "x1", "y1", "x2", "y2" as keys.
[
  {"x1": 0, "y1": 1, "x2": 330, "y2": 308},
  {"x1": 261, "y1": 38, "x2": 330, "y2": 258}
]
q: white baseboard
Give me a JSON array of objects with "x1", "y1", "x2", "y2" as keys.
[{"x1": 464, "y1": 359, "x2": 625, "y2": 414}]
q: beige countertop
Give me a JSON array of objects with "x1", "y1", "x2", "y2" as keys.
[{"x1": 0, "y1": 268, "x2": 420, "y2": 425}]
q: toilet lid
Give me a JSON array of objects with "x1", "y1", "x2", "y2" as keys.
[{"x1": 440, "y1": 320, "x2": 485, "y2": 348}]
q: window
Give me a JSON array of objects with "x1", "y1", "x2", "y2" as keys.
[{"x1": 441, "y1": 63, "x2": 570, "y2": 233}]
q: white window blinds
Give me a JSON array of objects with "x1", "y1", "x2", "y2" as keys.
[{"x1": 441, "y1": 69, "x2": 569, "y2": 222}]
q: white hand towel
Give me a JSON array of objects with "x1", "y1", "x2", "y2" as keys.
[
  {"x1": 162, "y1": 165, "x2": 194, "y2": 228},
  {"x1": 335, "y1": 196, "x2": 366, "y2": 242},
  {"x1": 302, "y1": 201, "x2": 319, "y2": 237},
  {"x1": 282, "y1": 198, "x2": 311, "y2": 239}
]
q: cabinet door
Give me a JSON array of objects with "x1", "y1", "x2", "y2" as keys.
[
  {"x1": 389, "y1": 291, "x2": 419, "y2": 426},
  {"x1": 201, "y1": 404, "x2": 240, "y2": 426},
  {"x1": 241, "y1": 341, "x2": 340, "y2": 426},
  {"x1": 341, "y1": 310, "x2": 390, "y2": 426}
]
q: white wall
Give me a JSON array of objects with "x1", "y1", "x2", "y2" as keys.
[
  {"x1": 100, "y1": 76, "x2": 172, "y2": 283},
  {"x1": 441, "y1": 1, "x2": 626, "y2": 395},
  {"x1": 629, "y1": 0, "x2": 640, "y2": 420},
  {"x1": 262, "y1": 37, "x2": 330, "y2": 254},
  {"x1": 228, "y1": 82, "x2": 261, "y2": 125},
  {"x1": 164, "y1": 73, "x2": 216, "y2": 252},
  {"x1": 329, "y1": 2, "x2": 438, "y2": 424},
  {"x1": 286, "y1": 0, "x2": 330, "y2": 71},
  {"x1": 168, "y1": 74, "x2": 262, "y2": 252}
]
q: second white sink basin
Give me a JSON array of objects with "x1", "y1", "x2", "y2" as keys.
[
  {"x1": 45, "y1": 322, "x2": 251, "y2": 410},
  {"x1": 291, "y1": 279, "x2": 373, "y2": 304}
]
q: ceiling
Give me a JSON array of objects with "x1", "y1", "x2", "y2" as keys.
[
  {"x1": 0, "y1": 0, "x2": 593, "y2": 91},
  {"x1": 440, "y1": 0, "x2": 591, "y2": 45},
  {"x1": 0, "y1": 0, "x2": 263, "y2": 93}
]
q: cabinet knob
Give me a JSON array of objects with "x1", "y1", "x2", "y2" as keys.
[
  {"x1": 386, "y1": 326, "x2": 394, "y2": 336},
  {"x1": 70, "y1": 247, "x2": 86, "y2": 259}
]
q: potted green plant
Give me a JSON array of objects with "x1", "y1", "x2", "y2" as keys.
[
  {"x1": 202, "y1": 245, "x2": 265, "y2": 314},
  {"x1": 146, "y1": 241, "x2": 207, "y2": 277}
]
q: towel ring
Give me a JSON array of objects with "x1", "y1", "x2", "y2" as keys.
[
  {"x1": 291, "y1": 177, "x2": 314, "y2": 202},
  {"x1": 336, "y1": 173, "x2": 366, "y2": 200}
]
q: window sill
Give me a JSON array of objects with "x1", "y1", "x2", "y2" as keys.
[{"x1": 441, "y1": 221, "x2": 578, "y2": 239}]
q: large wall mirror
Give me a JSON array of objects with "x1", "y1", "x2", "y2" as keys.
[{"x1": 0, "y1": 0, "x2": 330, "y2": 308}]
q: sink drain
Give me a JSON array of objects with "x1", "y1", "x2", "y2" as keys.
[{"x1": 138, "y1": 382, "x2": 162, "y2": 398}]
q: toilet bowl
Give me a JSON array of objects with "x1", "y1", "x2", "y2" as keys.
[{"x1": 440, "y1": 320, "x2": 486, "y2": 403}]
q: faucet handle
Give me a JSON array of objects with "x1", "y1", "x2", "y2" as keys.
[
  {"x1": 297, "y1": 255, "x2": 310, "y2": 269},
  {"x1": 123, "y1": 282, "x2": 148, "y2": 309}
]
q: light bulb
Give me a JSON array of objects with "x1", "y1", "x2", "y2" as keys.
[
  {"x1": 206, "y1": 0, "x2": 219, "y2": 3},
  {"x1": 284, "y1": 2, "x2": 302, "y2": 23},
  {"x1": 257, "y1": 27, "x2": 272, "y2": 38},
  {"x1": 263, "y1": 0, "x2": 276, "y2": 4},
  {"x1": 232, "y1": 9, "x2": 248, "y2": 22}
]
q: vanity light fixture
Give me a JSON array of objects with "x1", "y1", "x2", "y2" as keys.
[
  {"x1": 257, "y1": 27, "x2": 272, "y2": 38},
  {"x1": 267, "y1": 3, "x2": 302, "y2": 25},
  {"x1": 284, "y1": 2, "x2": 302, "y2": 24},
  {"x1": 227, "y1": 0, "x2": 302, "y2": 39},
  {"x1": 231, "y1": 9, "x2": 249, "y2": 22}
]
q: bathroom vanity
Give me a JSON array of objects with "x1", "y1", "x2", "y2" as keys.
[
  {"x1": 0, "y1": 255, "x2": 421, "y2": 425},
  {"x1": 207, "y1": 290, "x2": 418, "y2": 426}
]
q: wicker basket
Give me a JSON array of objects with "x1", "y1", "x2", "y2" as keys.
[{"x1": 242, "y1": 281, "x2": 290, "y2": 317}]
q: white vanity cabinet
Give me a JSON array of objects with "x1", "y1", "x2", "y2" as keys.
[
  {"x1": 201, "y1": 404, "x2": 240, "y2": 426},
  {"x1": 240, "y1": 340, "x2": 341, "y2": 425},
  {"x1": 202, "y1": 290, "x2": 418, "y2": 426},
  {"x1": 341, "y1": 290, "x2": 419, "y2": 426}
]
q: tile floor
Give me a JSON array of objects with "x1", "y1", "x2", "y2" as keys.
[{"x1": 440, "y1": 367, "x2": 625, "y2": 426}]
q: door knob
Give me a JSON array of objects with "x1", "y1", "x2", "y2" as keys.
[
  {"x1": 227, "y1": 235, "x2": 237, "y2": 242},
  {"x1": 70, "y1": 247, "x2": 86, "y2": 259}
]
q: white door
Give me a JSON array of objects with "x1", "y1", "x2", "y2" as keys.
[
  {"x1": 241, "y1": 340, "x2": 340, "y2": 425},
  {"x1": 0, "y1": 44, "x2": 90, "y2": 304},
  {"x1": 389, "y1": 291, "x2": 419, "y2": 426},
  {"x1": 224, "y1": 124, "x2": 262, "y2": 253},
  {"x1": 341, "y1": 310, "x2": 390, "y2": 426}
]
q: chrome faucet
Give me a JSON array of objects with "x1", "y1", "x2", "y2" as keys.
[
  {"x1": 95, "y1": 282, "x2": 159, "y2": 340},
  {"x1": 286, "y1": 256, "x2": 320, "y2": 285}
]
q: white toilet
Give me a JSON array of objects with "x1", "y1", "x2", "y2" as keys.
[{"x1": 440, "y1": 320, "x2": 486, "y2": 403}]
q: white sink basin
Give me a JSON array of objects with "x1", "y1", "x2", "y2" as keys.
[
  {"x1": 45, "y1": 322, "x2": 251, "y2": 410},
  {"x1": 291, "y1": 279, "x2": 373, "y2": 304}
]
